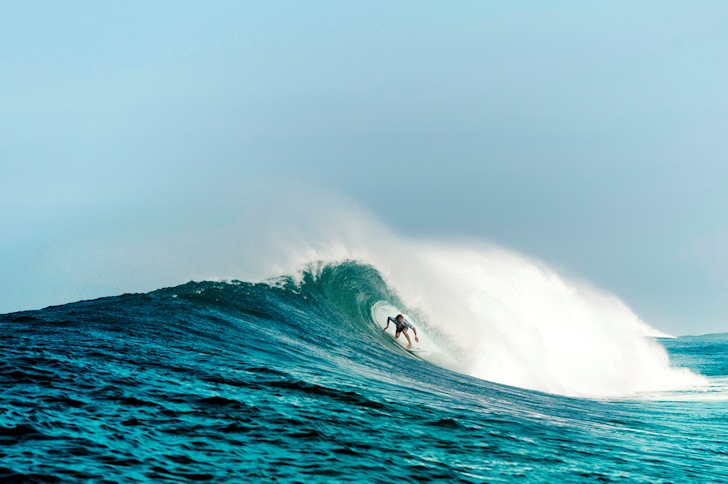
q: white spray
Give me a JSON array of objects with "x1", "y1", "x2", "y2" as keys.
[
  {"x1": 270, "y1": 197, "x2": 706, "y2": 398},
  {"x1": 373, "y1": 242, "x2": 705, "y2": 397}
]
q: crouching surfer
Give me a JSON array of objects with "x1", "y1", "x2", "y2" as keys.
[{"x1": 383, "y1": 314, "x2": 419, "y2": 349}]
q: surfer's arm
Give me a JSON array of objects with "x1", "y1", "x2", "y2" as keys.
[
  {"x1": 384, "y1": 317, "x2": 392, "y2": 330},
  {"x1": 411, "y1": 324, "x2": 419, "y2": 341}
]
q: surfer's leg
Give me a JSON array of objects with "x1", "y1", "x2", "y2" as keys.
[
  {"x1": 395, "y1": 331, "x2": 401, "y2": 339},
  {"x1": 402, "y1": 328, "x2": 413, "y2": 348}
]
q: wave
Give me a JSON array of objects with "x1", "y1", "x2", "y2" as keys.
[
  {"x1": 4, "y1": 261, "x2": 724, "y2": 482},
  {"x1": 253, "y1": 256, "x2": 705, "y2": 398}
]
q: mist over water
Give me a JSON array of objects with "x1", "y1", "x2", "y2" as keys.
[{"x1": 4, "y1": 187, "x2": 705, "y2": 397}]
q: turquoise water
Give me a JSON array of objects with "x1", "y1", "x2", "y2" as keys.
[{"x1": 2, "y1": 262, "x2": 727, "y2": 482}]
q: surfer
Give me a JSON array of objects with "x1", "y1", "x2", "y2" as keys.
[{"x1": 383, "y1": 314, "x2": 419, "y2": 349}]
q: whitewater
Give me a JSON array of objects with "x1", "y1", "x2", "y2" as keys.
[
  {"x1": 272, "y1": 231, "x2": 706, "y2": 398},
  {"x1": 2, "y1": 200, "x2": 727, "y2": 482}
]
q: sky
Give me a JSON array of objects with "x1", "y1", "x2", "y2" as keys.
[{"x1": 2, "y1": 1, "x2": 728, "y2": 336}]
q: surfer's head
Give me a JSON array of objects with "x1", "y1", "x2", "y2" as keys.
[{"x1": 396, "y1": 314, "x2": 403, "y2": 322}]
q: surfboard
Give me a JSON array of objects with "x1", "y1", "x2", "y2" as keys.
[{"x1": 383, "y1": 326, "x2": 424, "y2": 354}]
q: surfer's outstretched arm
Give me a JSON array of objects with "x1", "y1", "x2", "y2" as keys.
[
  {"x1": 383, "y1": 317, "x2": 392, "y2": 331},
  {"x1": 412, "y1": 326, "x2": 419, "y2": 343}
]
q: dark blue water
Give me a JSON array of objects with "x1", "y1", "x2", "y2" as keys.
[{"x1": 2, "y1": 263, "x2": 727, "y2": 482}]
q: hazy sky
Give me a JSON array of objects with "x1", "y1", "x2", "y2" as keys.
[{"x1": 2, "y1": 1, "x2": 727, "y2": 335}]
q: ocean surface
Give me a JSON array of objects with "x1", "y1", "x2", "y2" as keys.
[{"x1": 2, "y1": 261, "x2": 727, "y2": 483}]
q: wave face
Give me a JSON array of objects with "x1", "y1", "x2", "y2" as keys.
[{"x1": 2, "y1": 261, "x2": 727, "y2": 482}]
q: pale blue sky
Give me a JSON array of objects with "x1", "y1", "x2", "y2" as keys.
[{"x1": 2, "y1": 1, "x2": 728, "y2": 335}]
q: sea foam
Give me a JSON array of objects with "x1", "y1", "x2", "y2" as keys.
[
  {"x1": 277, "y1": 214, "x2": 706, "y2": 397},
  {"x1": 371, "y1": 242, "x2": 705, "y2": 397}
]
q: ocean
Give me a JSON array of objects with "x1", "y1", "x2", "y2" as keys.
[{"x1": 2, "y1": 261, "x2": 727, "y2": 482}]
